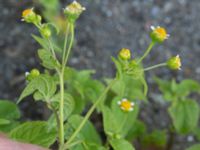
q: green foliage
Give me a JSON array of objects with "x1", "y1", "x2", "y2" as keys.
[
  {"x1": 18, "y1": 74, "x2": 57, "y2": 103},
  {"x1": 64, "y1": 115, "x2": 102, "y2": 149},
  {"x1": 0, "y1": 100, "x2": 21, "y2": 133},
  {"x1": 109, "y1": 139, "x2": 135, "y2": 150},
  {"x1": 103, "y1": 97, "x2": 139, "y2": 138},
  {"x1": 186, "y1": 144, "x2": 200, "y2": 150},
  {"x1": 9, "y1": 121, "x2": 57, "y2": 147},
  {"x1": 64, "y1": 67, "x2": 105, "y2": 113},
  {"x1": 51, "y1": 93, "x2": 75, "y2": 120},
  {"x1": 2, "y1": 1, "x2": 198, "y2": 150},
  {"x1": 141, "y1": 130, "x2": 167, "y2": 147},
  {"x1": 156, "y1": 78, "x2": 200, "y2": 134},
  {"x1": 38, "y1": 49, "x2": 59, "y2": 69},
  {"x1": 169, "y1": 99, "x2": 199, "y2": 134}
]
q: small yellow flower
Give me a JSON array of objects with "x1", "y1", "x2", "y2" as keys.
[
  {"x1": 118, "y1": 98, "x2": 134, "y2": 112},
  {"x1": 119, "y1": 48, "x2": 131, "y2": 60},
  {"x1": 167, "y1": 55, "x2": 181, "y2": 70},
  {"x1": 64, "y1": 1, "x2": 85, "y2": 22},
  {"x1": 150, "y1": 26, "x2": 169, "y2": 43},
  {"x1": 22, "y1": 8, "x2": 34, "y2": 19}
]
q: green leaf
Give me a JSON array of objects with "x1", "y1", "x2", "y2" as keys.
[
  {"x1": 9, "y1": 121, "x2": 57, "y2": 148},
  {"x1": 110, "y1": 75, "x2": 146, "y2": 101},
  {"x1": 18, "y1": 74, "x2": 56, "y2": 103},
  {"x1": 126, "y1": 120, "x2": 146, "y2": 140},
  {"x1": 38, "y1": 49, "x2": 59, "y2": 69},
  {"x1": 102, "y1": 106, "x2": 119, "y2": 136},
  {"x1": 64, "y1": 67, "x2": 105, "y2": 113},
  {"x1": 51, "y1": 92, "x2": 75, "y2": 120},
  {"x1": 142, "y1": 130, "x2": 167, "y2": 147},
  {"x1": 176, "y1": 79, "x2": 200, "y2": 97},
  {"x1": 0, "y1": 100, "x2": 20, "y2": 120},
  {"x1": 32, "y1": 34, "x2": 49, "y2": 50},
  {"x1": 169, "y1": 99, "x2": 199, "y2": 134},
  {"x1": 109, "y1": 139, "x2": 135, "y2": 150},
  {"x1": 186, "y1": 144, "x2": 200, "y2": 150},
  {"x1": 111, "y1": 97, "x2": 139, "y2": 137},
  {"x1": 65, "y1": 115, "x2": 101, "y2": 145},
  {"x1": 0, "y1": 119, "x2": 10, "y2": 125}
]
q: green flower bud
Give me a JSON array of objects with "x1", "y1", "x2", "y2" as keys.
[
  {"x1": 150, "y1": 26, "x2": 169, "y2": 43},
  {"x1": 167, "y1": 55, "x2": 181, "y2": 70},
  {"x1": 25, "y1": 69, "x2": 40, "y2": 81},
  {"x1": 22, "y1": 8, "x2": 41, "y2": 25},
  {"x1": 118, "y1": 48, "x2": 131, "y2": 60},
  {"x1": 40, "y1": 24, "x2": 51, "y2": 38},
  {"x1": 64, "y1": 1, "x2": 85, "y2": 23}
]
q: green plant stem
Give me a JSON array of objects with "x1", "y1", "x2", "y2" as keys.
[
  {"x1": 58, "y1": 72, "x2": 65, "y2": 149},
  {"x1": 47, "y1": 38, "x2": 57, "y2": 59},
  {"x1": 58, "y1": 23, "x2": 75, "y2": 150},
  {"x1": 63, "y1": 24, "x2": 74, "y2": 66},
  {"x1": 144, "y1": 63, "x2": 166, "y2": 71},
  {"x1": 63, "y1": 78, "x2": 117, "y2": 149},
  {"x1": 62, "y1": 23, "x2": 70, "y2": 64},
  {"x1": 137, "y1": 41, "x2": 155, "y2": 64}
]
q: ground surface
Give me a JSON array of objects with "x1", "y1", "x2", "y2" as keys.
[{"x1": 0, "y1": 0, "x2": 200, "y2": 149}]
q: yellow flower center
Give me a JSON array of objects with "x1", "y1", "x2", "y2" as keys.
[
  {"x1": 119, "y1": 48, "x2": 131, "y2": 60},
  {"x1": 22, "y1": 9, "x2": 33, "y2": 18},
  {"x1": 120, "y1": 100, "x2": 132, "y2": 111},
  {"x1": 154, "y1": 27, "x2": 167, "y2": 40}
]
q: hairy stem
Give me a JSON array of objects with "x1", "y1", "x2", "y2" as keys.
[
  {"x1": 59, "y1": 72, "x2": 65, "y2": 149},
  {"x1": 63, "y1": 24, "x2": 74, "y2": 66},
  {"x1": 62, "y1": 23, "x2": 70, "y2": 65},
  {"x1": 144, "y1": 63, "x2": 166, "y2": 71},
  {"x1": 63, "y1": 78, "x2": 117, "y2": 149},
  {"x1": 137, "y1": 41, "x2": 155, "y2": 64}
]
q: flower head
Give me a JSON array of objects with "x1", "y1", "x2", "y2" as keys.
[
  {"x1": 167, "y1": 55, "x2": 181, "y2": 70},
  {"x1": 25, "y1": 69, "x2": 40, "y2": 81},
  {"x1": 64, "y1": 1, "x2": 85, "y2": 22},
  {"x1": 119, "y1": 48, "x2": 131, "y2": 60},
  {"x1": 150, "y1": 26, "x2": 169, "y2": 43},
  {"x1": 22, "y1": 8, "x2": 41, "y2": 24},
  {"x1": 118, "y1": 98, "x2": 134, "y2": 112}
]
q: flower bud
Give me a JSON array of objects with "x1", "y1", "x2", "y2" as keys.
[
  {"x1": 167, "y1": 55, "x2": 181, "y2": 70},
  {"x1": 40, "y1": 24, "x2": 51, "y2": 38},
  {"x1": 22, "y1": 8, "x2": 41, "y2": 25},
  {"x1": 150, "y1": 26, "x2": 169, "y2": 43},
  {"x1": 118, "y1": 48, "x2": 131, "y2": 60},
  {"x1": 25, "y1": 69, "x2": 40, "y2": 81},
  {"x1": 64, "y1": 1, "x2": 85, "y2": 23}
]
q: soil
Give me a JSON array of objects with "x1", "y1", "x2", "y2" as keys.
[{"x1": 0, "y1": 0, "x2": 200, "y2": 150}]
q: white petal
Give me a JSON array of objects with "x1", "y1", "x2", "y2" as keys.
[
  {"x1": 122, "y1": 98, "x2": 127, "y2": 102},
  {"x1": 131, "y1": 102, "x2": 134, "y2": 106},
  {"x1": 150, "y1": 25, "x2": 155, "y2": 30},
  {"x1": 25, "y1": 72, "x2": 30, "y2": 76},
  {"x1": 117, "y1": 101, "x2": 121, "y2": 105},
  {"x1": 129, "y1": 108, "x2": 134, "y2": 111}
]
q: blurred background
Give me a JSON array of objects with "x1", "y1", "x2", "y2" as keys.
[{"x1": 0, "y1": 0, "x2": 200, "y2": 149}]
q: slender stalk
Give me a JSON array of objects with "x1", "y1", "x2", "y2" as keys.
[
  {"x1": 137, "y1": 41, "x2": 155, "y2": 64},
  {"x1": 47, "y1": 38, "x2": 57, "y2": 60},
  {"x1": 63, "y1": 78, "x2": 117, "y2": 149},
  {"x1": 62, "y1": 23, "x2": 70, "y2": 65},
  {"x1": 144, "y1": 63, "x2": 166, "y2": 71},
  {"x1": 63, "y1": 24, "x2": 74, "y2": 66},
  {"x1": 58, "y1": 23, "x2": 75, "y2": 150},
  {"x1": 59, "y1": 72, "x2": 65, "y2": 149}
]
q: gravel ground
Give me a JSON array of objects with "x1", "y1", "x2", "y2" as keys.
[{"x1": 0, "y1": 0, "x2": 200, "y2": 149}]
